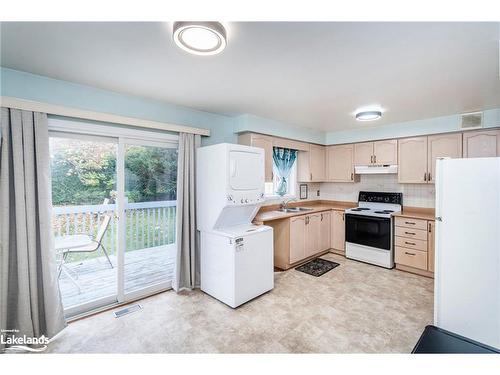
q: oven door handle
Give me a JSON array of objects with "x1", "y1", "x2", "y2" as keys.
[{"x1": 344, "y1": 213, "x2": 391, "y2": 223}]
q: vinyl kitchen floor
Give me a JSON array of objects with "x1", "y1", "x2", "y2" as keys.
[{"x1": 46, "y1": 253, "x2": 434, "y2": 353}]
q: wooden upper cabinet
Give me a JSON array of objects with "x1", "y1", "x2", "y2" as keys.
[
  {"x1": 319, "y1": 211, "x2": 331, "y2": 252},
  {"x1": 374, "y1": 139, "x2": 398, "y2": 165},
  {"x1": 238, "y1": 133, "x2": 274, "y2": 182},
  {"x1": 354, "y1": 140, "x2": 397, "y2": 165},
  {"x1": 354, "y1": 142, "x2": 374, "y2": 165},
  {"x1": 298, "y1": 144, "x2": 326, "y2": 182},
  {"x1": 273, "y1": 137, "x2": 309, "y2": 152},
  {"x1": 326, "y1": 144, "x2": 355, "y2": 182},
  {"x1": 463, "y1": 129, "x2": 500, "y2": 158},
  {"x1": 331, "y1": 210, "x2": 345, "y2": 252},
  {"x1": 428, "y1": 221, "x2": 435, "y2": 273},
  {"x1": 310, "y1": 144, "x2": 326, "y2": 181},
  {"x1": 398, "y1": 136, "x2": 428, "y2": 184},
  {"x1": 427, "y1": 133, "x2": 462, "y2": 183},
  {"x1": 297, "y1": 149, "x2": 310, "y2": 182},
  {"x1": 289, "y1": 216, "x2": 306, "y2": 264},
  {"x1": 305, "y1": 213, "x2": 321, "y2": 257}
]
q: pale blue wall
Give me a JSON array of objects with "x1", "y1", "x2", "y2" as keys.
[
  {"x1": 0, "y1": 67, "x2": 327, "y2": 145},
  {"x1": 326, "y1": 109, "x2": 500, "y2": 145},
  {"x1": 2, "y1": 67, "x2": 499, "y2": 147},
  {"x1": 0, "y1": 67, "x2": 237, "y2": 145}
]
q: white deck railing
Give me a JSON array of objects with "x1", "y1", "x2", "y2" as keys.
[{"x1": 52, "y1": 200, "x2": 177, "y2": 254}]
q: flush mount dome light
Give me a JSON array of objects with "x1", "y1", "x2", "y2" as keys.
[
  {"x1": 355, "y1": 110, "x2": 383, "y2": 121},
  {"x1": 173, "y1": 21, "x2": 227, "y2": 56}
]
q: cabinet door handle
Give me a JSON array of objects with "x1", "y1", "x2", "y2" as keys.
[
  {"x1": 428, "y1": 222, "x2": 431, "y2": 233},
  {"x1": 404, "y1": 231, "x2": 415, "y2": 235},
  {"x1": 405, "y1": 252, "x2": 416, "y2": 256},
  {"x1": 320, "y1": 213, "x2": 323, "y2": 221},
  {"x1": 405, "y1": 221, "x2": 416, "y2": 225},
  {"x1": 370, "y1": 155, "x2": 373, "y2": 163},
  {"x1": 424, "y1": 172, "x2": 427, "y2": 181},
  {"x1": 310, "y1": 173, "x2": 313, "y2": 181},
  {"x1": 428, "y1": 172, "x2": 431, "y2": 181},
  {"x1": 351, "y1": 172, "x2": 353, "y2": 180},
  {"x1": 374, "y1": 155, "x2": 376, "y2": 163},
  {"x1": 405, "y1": 241, "x2": 416, "y2": 246}
]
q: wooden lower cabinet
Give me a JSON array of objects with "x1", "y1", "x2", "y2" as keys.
[
  {"x1": 305, "y1": 213, "x2": 321, "y2": 257},
  {"x1": 320, "y1": 211, "x2": 331, "y2": 252},
  {"x1": 289, "y1": 216, "x2": 306, "y2": 264},
  {"x1": 428, "y1": 221, "x2": 435, "y2": 272},
  {"x1": 331, "y1": 210, "x2": 345, "y2": 254},
  {"x1": 394, "y1": 216, "x2": 435, "y2": 278},
  {"x1": 268, "y1": 210, "x2": 333, "y2": 270},
  {"x1": 395, "y1": 247, "x2": 428, "y2": 270}
]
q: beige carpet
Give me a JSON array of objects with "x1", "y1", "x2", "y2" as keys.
[{"x1": 46, "y1": 253, "x2": 433, "y2": 353}]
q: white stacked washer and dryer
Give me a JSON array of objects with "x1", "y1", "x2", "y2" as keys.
[{"x1": 196, "y1": 143, "x2": 274, "y2": 308}]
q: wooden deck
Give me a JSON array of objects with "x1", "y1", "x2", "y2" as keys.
[{"x1": 59, "y1": 245, "x2": 176, "y2": 308}]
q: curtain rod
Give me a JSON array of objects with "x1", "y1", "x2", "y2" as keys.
[{"x1": 0, "y1": 96, "x2": 211, "y2": 136}]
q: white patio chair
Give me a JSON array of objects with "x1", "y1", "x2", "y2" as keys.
[{"x1": 62, "y1": 214, "x2": 114, "y2": 269}]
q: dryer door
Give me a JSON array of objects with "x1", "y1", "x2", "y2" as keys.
[{"x1": 228, "y1": 150, "x2": 264, "y2": 191}]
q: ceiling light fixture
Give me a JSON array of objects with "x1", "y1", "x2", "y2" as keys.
[
  {"x1": 354, "y1": 106, "x2": 383, "y2": 121},
  {"x1": 173, "y1": 21, "x2": 227, "y2": 56},
  {"x1": 355, "y1": 111, "x2": 382, "y2": 121}
]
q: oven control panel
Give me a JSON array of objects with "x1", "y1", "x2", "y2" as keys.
[{"x1": 358, "y1": 191, "x2": 403, "y2": 205}]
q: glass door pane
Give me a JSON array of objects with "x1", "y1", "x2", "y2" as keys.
[
  {"x1": 50, "y1": 134, "x2": 118, "y2": 312},
  {"x1": 123, "y1": 142, "x2": 177, "y2": 294}
]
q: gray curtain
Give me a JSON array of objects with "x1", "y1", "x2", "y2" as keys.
[
  {"x1": 0, "y1": 108, "x2": 66, "y2": 351},
  {"x1": 173, "y1": 132, "x2": 201, "y2": 292}
]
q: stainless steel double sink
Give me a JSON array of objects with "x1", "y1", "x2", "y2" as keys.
[{"x1": 275, "y1": 207, "x2": 313, "y2": 213}]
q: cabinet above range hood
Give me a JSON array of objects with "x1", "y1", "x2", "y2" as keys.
[{"x1": 354, "y1": 165, "x2": 398, "y2": 174}]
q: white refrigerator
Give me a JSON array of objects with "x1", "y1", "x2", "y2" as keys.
[{"x1": 434, "y1": 157, "x2": 500, "y2": 349}]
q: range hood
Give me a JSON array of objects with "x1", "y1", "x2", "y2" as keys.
[{"x1": 354, "y1": 165, "x2": 398, "y2": 174}]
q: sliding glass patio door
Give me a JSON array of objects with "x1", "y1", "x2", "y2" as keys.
[
  {"x1": 118, "y1": 138, "x2": 178, "y2": 301},
  {"x1": 50, "y1": 133, "x2": 119, "y2": 316},
  {"x1": 49, "y1": 119, "x2": 178, "y2": 317}
]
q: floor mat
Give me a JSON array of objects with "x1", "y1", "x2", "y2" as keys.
[{"x1": 295, "y1": 258, "x2": 340, "y2": 277}]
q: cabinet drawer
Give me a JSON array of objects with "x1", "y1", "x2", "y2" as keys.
[
  {"x1": 394, "y1": 226, "x2": 428, "y2": 241},
  {"x1": 395, "y1": 236, "x2": 427, "y2": 251},
  {"x1": 395, "y1": 217, "x2": 427, "y2": 230},
  {"x1": 395, "y1": 246, "x2": 428, "y2": 270}
]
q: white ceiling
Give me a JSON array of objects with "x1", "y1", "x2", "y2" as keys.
[{"x1": 1, "y1": 22, "x2": 499, "y2": 132}]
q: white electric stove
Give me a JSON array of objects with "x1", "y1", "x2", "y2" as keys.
[{"x1": 344, "y1": 191, "x2": 403, "y2": 268}]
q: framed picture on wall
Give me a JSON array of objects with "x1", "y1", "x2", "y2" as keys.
[{"x1": 299, "y1": 184, "x2": 308, "y2": 200}]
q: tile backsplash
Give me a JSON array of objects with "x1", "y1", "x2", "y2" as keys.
[
  {"x1": 263, "y1": 182, "x2": 321, "y2": 206},
  {"x1": 320, "y1": 174, "x2": 435, "y2": 208}
]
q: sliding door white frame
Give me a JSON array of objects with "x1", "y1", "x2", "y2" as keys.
[
  {"x1": 116, "y1": 140, "x2": 126, "y2": 304},
  {"x1": 49, "y1": 118, "x2": 178, "y2": 318}
]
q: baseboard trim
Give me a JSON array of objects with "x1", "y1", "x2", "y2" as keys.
[{"x1": 396, "y1": 264, "x2": 434, "y2": 278}]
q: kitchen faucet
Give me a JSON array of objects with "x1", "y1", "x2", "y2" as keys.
[{"x1": 280, "y1": 198, "x2": 297, "y2": 210}]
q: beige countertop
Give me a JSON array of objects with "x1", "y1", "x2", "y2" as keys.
[
  {"x1": 253, "y1": 200, "x2": 356, "y2": 224},
  {"x1": 254, "y1": 201, "x2": 436, "y2": 223},
  {"x1": 392, "y1": 207, "x2": 435, "y2": 221}
]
